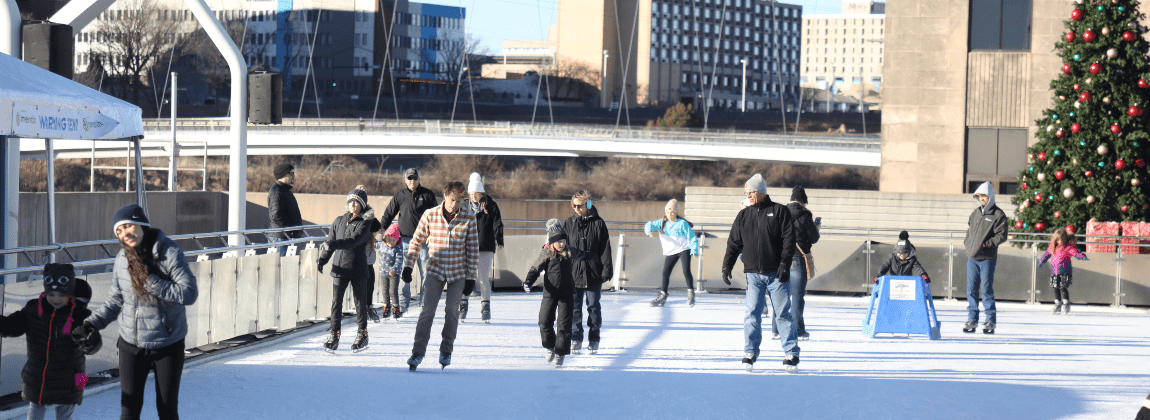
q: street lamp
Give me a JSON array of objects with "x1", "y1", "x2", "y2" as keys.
[
  {"x1": 740, "y1": 58, "x2": 747, "y2": 113},
  {"x1": 601, "y1": 49, "x2": 610, "y2": 108}
]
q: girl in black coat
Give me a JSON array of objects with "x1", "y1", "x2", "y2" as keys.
[
  {"x1": 523, "y1": 220, "x2": 596, "y2": 367},
  {"x1": 0, "y1": 264, "x2": 101, "y2": 420}
]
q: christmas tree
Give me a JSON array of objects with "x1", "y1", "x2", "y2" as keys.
[{"x1": 1014, "y1": 0, "x2": 1150, "y2": 238}]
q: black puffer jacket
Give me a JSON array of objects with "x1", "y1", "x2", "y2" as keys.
[
  {"x1": 877, "y1": 254, "x2": 928, "y2": 278},
  {"x1": 268, "y1": 181, "x2": 303, "y2": 239},
  {"x1": 786, "y1": 202, "x2": 820, "y2": 254},
  {"x1": 524, "y1": 248, "x2": 595, "y2": 296},
  {"x1": 380, "y1": 185, "x2": 438, "y2": 238},
  {"x1": 562, "y1": 207, "x2": 614, "y2": 288},
  {"x1": 723, "y1": 197, "x2": 795, "y2": 274},
  {"x1": 471, "y1": 196, "x2": 504, "y2": 252},
  {"x1": 318, "y1": 206, "x2": 374, "y2": 280},
  {"x1": 0, "y1": 297, "x2": 97, "y2": 405}
]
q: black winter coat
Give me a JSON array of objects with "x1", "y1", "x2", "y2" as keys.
[
  {"x1": 471, "y1": 196, "x2": 504, "y2": 252},
  {"x1": 723, "y1": 198, "x2": 795, "y2": 274},
  {"x1": 524, "y1": 248, "x2": 596, "y2": 296},
  {"x1": 380, "y1": 186, "x2": 438, "y2": 238},
  {"x1": 562, "y1": 207, "x2": 614, "y2": 289},
  {"x1": 318, "y1": 206, "x2": 374, "y2": 280},
  {"x1": 786, "y1": 202, "x2": 820, "y2": 254},
  {"x1": 268, "y1": 181, "x2": 303, "y2": 239},
  {"x1": 877, "y1": 254, "x2": 928, "y2": 278},
  {"x1": 0, "y1": 297, "x2": 99, "y2": 405}
]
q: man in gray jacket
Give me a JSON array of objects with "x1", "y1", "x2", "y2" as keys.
[{"x1": 963, "y1": 182, "x2": 1008, "y2": 334}]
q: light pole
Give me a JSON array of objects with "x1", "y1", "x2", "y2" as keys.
[
  {"x1": 740, "y1": 58, "x2": 747, "y2": 113},
  {"x1": 601, "y1": 49, "x2": 610, "y2": 108}
]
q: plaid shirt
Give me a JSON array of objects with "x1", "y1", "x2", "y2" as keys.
[{"x1": 404, "y1": 202, "x2": 479, "y2": 283}]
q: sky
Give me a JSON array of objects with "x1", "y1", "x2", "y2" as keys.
[{"x1": 418, "y1": 0, "x2": 849, "y2": 54}]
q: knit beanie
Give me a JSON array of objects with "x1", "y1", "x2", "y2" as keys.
[
  {"x1": 745, "y1": 174, "x2": 767, "y2": 194},
  {"x1": 274, "y1": 162, "x2": 294, "y2": 180},
  {"x1": 468, "y1": 172, "x2": 485, "y2": 193},
  {"x1": 43, "y1": 263, "x2": 76, "y2": 296},
  {"x1": 790, "y1": 186, "x2": 808, "y2": 204},
  {"x1": 898, "y1": 230, "x2": 910, "y2": 241},
  {"x1": 384, "y1": 224, "x2": 401, "y2": 242},
  {"x1": 546, "y1": 218, "x2": 568, "y2": 245},
  {"x1": 111, "y1": 203, "x2": 150, "y2": 233},
  {"x1": 347, "y1": 186, "x2": 368, "y2": 209}
]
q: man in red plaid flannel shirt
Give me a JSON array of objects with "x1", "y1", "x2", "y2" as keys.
[{"x1": 402, "y1": 181, "x2": 479, "y2": 370}]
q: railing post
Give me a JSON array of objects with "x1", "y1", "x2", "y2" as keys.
[
  {"x1": 1028, "y1": 244, "x2": 1039, "y2": 304},
  {"x1": 945, "y1": 243, "x2": 956, "y2": 301},
  {"x1": 611, "y1": 232, "x2": 627, "y2": 292},
  {"x1": 862, "y1": 240, "x2": 875, "y2": 292},
  {"x1": 695, "y1": 231, "x2": 706, "y2": 293},
  {"x1": 1113, "y1": 245, "x2": 1126, "y2": 308}
]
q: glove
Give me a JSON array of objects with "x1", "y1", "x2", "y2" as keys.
[
  {"x1": 1036, "y1": 261, "x2": 1044, "y2": 269},
  {"x1": 1079, "y1": 255, "x2": 1090, "y2": 261},
  {"x1": 873, "y1": 276, "x2": 879, "y2": 284},
  {"x1": 922, "y1": 275, "x2": 930, "y2": 284},
  {"x1": 522, "y1": 281, "x2": 532, "y2": 293},
  {"x1": 462, "y1": 279, "x2": 476, "y2": 296},
  {"x1": 70, "y1": 321, "x2": 95, "y2": 345},
  {"x1": 721, "y1": 268, "x2": 732, "y2": 285},
  {"x1": 76, "y1": 373, "x2": 89, "y2": 391},
  {"x1": 776, "y1": 266, "x2": 790, "y2": 283},
  {"x1": 401, "y1": 267, "x2": 413, "y2": 283},
  {"x1": 316, "y1": 261, "x2": 325, "y2": 273}
]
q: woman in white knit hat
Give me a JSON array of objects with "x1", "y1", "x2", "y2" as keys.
[{"x1": 460, "y1": 172, "x2": 504, "y2": 322}]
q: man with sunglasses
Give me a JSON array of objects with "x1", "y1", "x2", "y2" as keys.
[
  {"x1": 380, "y1": 168, "x2": 438, "y2": 314},
  {"x1": 562, "y1": 191, "x2": 612, "y2": 355}
]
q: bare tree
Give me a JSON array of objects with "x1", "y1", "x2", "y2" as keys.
[
  {"x1": 536, "y1": 56, "x2": 601, "y2": 101},
  {"x1": 88, "y1": 0, "x2": 187, "y2": 110},
  {"x1": 185, "y1": 16, "x2": 282, "y2": 104},
  {"x1": 425, "y1": 33, "x2": 490, "y2": 84}
]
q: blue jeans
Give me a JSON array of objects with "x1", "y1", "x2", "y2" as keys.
[
  {"x1": 571, "y1": 287, "x2": 602, "y2": 344},
  {"x1": 401, "y1": 236, "x2": 429, "y2": 309},
  {"x1": 966, "y1": 258, "x2": 997, "y2": 323},
  {"x1": 267, "y1": 236, "x2": 287, "y2": 257},
  {"x1": 772, "y1": 256, "x2": 808, "y2": 336},
  {"x1": 27, "y1": 403, "x2": 74, "y2": 420},
  {"x1": 745, "y1": 272, "x2": 799, "y2": 358}
]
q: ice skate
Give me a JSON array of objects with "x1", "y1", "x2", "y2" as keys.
[
  {"x1": 323, "y1": 329, "x2": 340, "y2": 353},
  {"x1": 367, "y1": 307, "x2": 381, "y2": 323},
  {"x1": 687, "y1": 290, "x2": 696, "y2": 307},
  {"x1": 572, "y1": 341, "x2": 582, "y2": 355},
  {"x1": 1052, "y1": 301, "x2": 1062, "y2": 315},
  {"x1": 546, "y1": 349, "x2": 555, "y2": 363},
  {"x1": 554, "y1": 355, "x2": 565, "y2": 368},
  {"x1": 350, "y1": 329, "x2": 369, "y2": 353},
  {"x1": 798, "y1": 332, "x2": 810, "y2": 341},
  {"x1": 459, "y1": 299, "x2": 469, "y2": 322},
  {"x1": 962, "y1": 320, "x2": 977, "y2": 333},
  {"x1": 783, "y1": 355, "x2": 800, "y2": 373},
  {"x1": 393, "y1": 306, "x2": 404, "y2": 319},
  {"x1": 481, "y1": 301, "x2": 491, "y2": 323},
  {"x1": 588, "y1": 342, "x2": 599, "y2": 355},
  {"x1": 982, "y1": 321, "x2": 995, "y2": 334},
  {"x1": 439, "y1": 351, "x2": 451, "y2": 370},
  {"x1": 407, "y1": 353, "x2": 423, "y2": 371},
  {"x1": 381, "y1": 304, "x2": 393, "y2": 319},
  {"x1": 650, "y1": 291, "x2": 668, "y2": 307},
  {"x1": 742, "y1": 352, "x2": 757, "y2": 372},
  {"x1": 1062, "y1": 303, "x2": 1071, "y2": 315},
  {"x1": 771, "y1": 332, "x2": 780, "y2": 340}
]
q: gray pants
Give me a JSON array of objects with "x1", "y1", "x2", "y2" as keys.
[
  {"x1": 27, "y1": 403, "x2": 74, "y2": 420},
  {"x1": 411, "y1": 274, "x2": 465, "y2": 357}
]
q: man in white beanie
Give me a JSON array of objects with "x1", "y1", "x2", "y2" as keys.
[
  {"x1": 721, "y1": 174, "x2": 800, "y2": 373},
  {"x1": 460, "y1": 172, "x2": 503, "y2": 322}
]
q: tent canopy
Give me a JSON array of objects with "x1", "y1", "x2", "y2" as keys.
[{"x1": 0, "y1": 52, "x2": 142, "y2": 140}]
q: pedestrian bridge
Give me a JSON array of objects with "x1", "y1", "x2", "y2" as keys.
[{"x1": 24, "y1": 119, "x2": 882, "y2": 168}]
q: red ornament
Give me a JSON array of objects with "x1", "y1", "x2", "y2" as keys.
[
  {"x1": 1056, "y1": 130, "x2": 1064, "y2": 138},
  {"x1": 1066, "y1": 32, "x2": 1076, "y2": 43},
  {"x1": 1022, "y1": 183, "x2": 1028, "y2": 190},
  {"x1": 1123, "y1": 31, "x2": 1137, "y2": 42},
  {"x1": 1136, "y1": 159, "x2": 1146, "y2": 168},
  {"x1": 1089, "y1": 62, "x2": 1102, "y2": 75},
  {"x1": 1034, "y1": 194, "x2": 1043, "y2": 203},
  {"x1": 1140, "y1": 79, "x2": 1150, "y2": 89},
  {"x1": 1063, "y1": 63, "x2": 1072, "y2": 74},
  {"x1": 1130, "y1": 105, "x2": 1144, "y2": 117},
  {"x1": 1122, "y1": 205, "x2": 1129, "y2": 213},
  {"x1": 1111, "y1": 124, "x2": 1122, "y2": 134},
  {"x1": 1071, "y1": 123, "x2": 1081, "y2": 133},
  {"x1": 1116, "y1": 159, "x2": 1127, "y2": 170},
  {"x1": 1038, "y1": 152, "x2": 1047, "y2": 161},
  {"x1": 1035, "y1": 222, "x2": 1047, "y2": 232},
  {"x1": 1074, "y1": 84, "x2": 1082, "y2": 91},
  {"x1": 1080, "y1": 91, "x2": 1092, "y2": 102},
  {"x1": 1083, "y1": 30, "x2": 1097, "y2": 43},
  {"x1": 1054, "y1": 211, "x2": 1062, "y2": 219},
  {"x1": 1015, "y1": 220, "x2": 1024, "y2": 229},
  {"x1": 1072, "y1": 9, "x2": 1084, "y2": 21},
  {"x1": 1066, "y1": 225, "x2": 1076, "y2": 234},
  {"x1": 1085, "y1": 170, "x2": 1094, "y2": 177},
  {"x1": 1055, "y1": 170, "x2": 1065, "y2": 180}
]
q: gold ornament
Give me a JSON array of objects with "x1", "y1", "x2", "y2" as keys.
[
  {"x1": 1087, "y1": 195, "x2": 1096, "y2": 203},
  {"x1": 1063, "y1": 188, "x2": 1075, "y2": 199},
  {"x1": 1038, "y1": 172, "x2": 1047, "y2": 182},
  {"x1": 1103, "y1": 96, "x2": 1112, "y2": 104},
  {"x1": 1134, "y1": 178, "x2": 1142, "y2": 186},
  {"x1": 1107, "y1": 48, "x2": 1118, "y2": 59},
  {"x1": 1098, "y1": 144, "x2": 1109, "y2": 155},
  {"x1": 1102, "y1": 27, "x2": 1111, "y2": 35},
  {"x1": 1087, "y1": 77, "x2": 1094, "y2": 84}
]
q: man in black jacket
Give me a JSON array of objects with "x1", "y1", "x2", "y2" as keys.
[
  {"x1": 563, "y1": 191, "x2": 612, "y2": 355},
  {"x1": 268, "y1": 162, "x2": 303, "y2": 256},
  {"x1": 380, "y1": 168, "x2": 438, "y2": 312},
  {"x1": 962, "y1": 182, "x2": 1008, "y2": 334},
  {"x1": 721, "y1": 174, "x2": 800, "y2": 373}
]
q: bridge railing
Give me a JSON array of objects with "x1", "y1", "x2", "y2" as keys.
[{"x1": 142, "y1": 118, "x2": 881, "y2": 151}]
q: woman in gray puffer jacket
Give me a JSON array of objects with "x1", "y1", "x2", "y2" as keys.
[{"x1": 78, "y1": 204, "x2": 198, "y2": 420}]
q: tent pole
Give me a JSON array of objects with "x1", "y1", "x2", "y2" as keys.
[
  {"x1": 169, "y1": 72, "x2": 178, "y2": 192},
  {"x1": 1, "y1": 135, "x2": 16, "y2": 284},
  {"x1": 45, "y1": 139, "x2": 56, "y2": 263},
  {"x1": 134, "y1": 137, "x2": 147, "y2": 215},
  {"x1": 1, "y1": 0, "x2": 18, "y2": 57}
]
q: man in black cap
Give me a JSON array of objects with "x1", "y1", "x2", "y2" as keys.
[
  {"x1": 268, "y1": 162, "x2": 303, "y2": 256},
  {"x1": 380, "y1": 168, "x2": 438, "y2": 312}
]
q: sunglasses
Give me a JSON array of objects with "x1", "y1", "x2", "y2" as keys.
[{"x1": 44, "y1": 275, "x2": 71, "y2": 287}]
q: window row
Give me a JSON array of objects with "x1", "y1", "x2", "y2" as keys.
[{"x1": 652, "y1": 0, "x2": 799, "y2": 18}]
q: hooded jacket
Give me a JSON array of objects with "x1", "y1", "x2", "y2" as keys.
[
  {"x1": 524, "y1": 247, "x2": 596, "y2": 296},
  {"x1": 723, "y1": 196, "x2": 795, "y2": 274},
  {"x1": 318, "y1": 206, "x2": 374, "y2": 280},
  {"x1": 562, "y1": 207, "x2": 614, "y2": 289},
  {"x1": 786, "y1": 202, "x2": 820, "y2": 254},
  {"x1": 964, "y1": 182, "x2": 1009, "y2": 260},
  {"x1": 470, "y1": 195, "x2": 505, "y2": 252},
  {"x1": 0, "y1": 296, "x2": 97, "y2": 405},
  {"x1": 877, "y1": 254, "x2": 928, "y2": 278},
  {"x1": 268, "y1": 181, "x2": 303, "y2": 239},
  {"x1": 88, "y1": 229, "x2": 199, "y2": 349},
  {"x1": 380, "y1": 185, "x2": 439, "y2": 238}
]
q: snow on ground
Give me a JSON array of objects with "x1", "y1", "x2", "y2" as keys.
[{"x1": 72, "y1": 291, "x2": 1149, "y2": 419}]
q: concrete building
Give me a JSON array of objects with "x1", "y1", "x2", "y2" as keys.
[
  {"x1": 482, "y1": 25, "x2": 557, "y2": 80},
  {"x1": 880, "y1": 0, "x2": 1098, "y2": 194},
  {"x1": 800, "y1": 1, "x2": 884, "y2": 111}
]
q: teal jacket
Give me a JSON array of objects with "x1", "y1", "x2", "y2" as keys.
[{"x1": 645, "y1": 219, "x2": 699, "y2": 256}]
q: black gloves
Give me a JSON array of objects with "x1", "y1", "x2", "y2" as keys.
[
  {"x1": 777, "y1": 266, "x2": 790, "y2": 283},
  {"x1": 462, "y1": 279, "x2": 475, "y2": 296},
  {"x1": 402, "y1": 267, "x2": 413, "y2": 283},
  {"x1": 721, "y1": 268, "x2": 732, "y2": 285},
  {"x1": 316, "y1": 260, "x2": 325, "y2": 273},
  {"x1": 70, "y1": 321, "x2": 94, "y2": 345}
]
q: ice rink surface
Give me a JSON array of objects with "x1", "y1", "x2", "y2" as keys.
[{"x1": 73, "y1": 291, "x2": 1150, "y2": 419}]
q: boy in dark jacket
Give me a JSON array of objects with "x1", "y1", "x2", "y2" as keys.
[
  {"x1": 0, "y1": 264, "x2": 101, "y2": 420},
  {"x1": 317, "y1": 187, "x2": 375, "y2": 353},
  {"x1": 874, "y1": 240, "x2": 930, "y2": 283},
  {"x1": 523, "y1": 219, "x2": 597, "y2": 368}
]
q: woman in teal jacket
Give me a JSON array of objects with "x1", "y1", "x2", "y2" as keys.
[{"x1": 644, "y1": 199, "x2": 699, "y2": 307}]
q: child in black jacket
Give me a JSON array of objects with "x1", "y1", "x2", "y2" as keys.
[
  {"x1": 874, "y1": 239, "x2": 931, "y2": 284},
  {"x1": 523, "y1": 219, "x2": 596, "y2": 368},
  {"x1": 0, "y1": 264, "x2": 102, "y2": 420}
]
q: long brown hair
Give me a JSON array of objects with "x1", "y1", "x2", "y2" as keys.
[{"x1": 1050, "y1": 228, "x2": 1075, "y2": 251}]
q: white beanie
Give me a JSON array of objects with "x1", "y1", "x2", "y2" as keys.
[
  {"x1": 467, "y1": 172, "x2": 484, "y2": 193},
  {"x1": 745, "y1": 174, "x2": 767, "y2": 194}
]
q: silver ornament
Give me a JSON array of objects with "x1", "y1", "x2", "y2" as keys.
[
  {"x1": 1087, "y1": 195, "x2": 1096, "y2": 203},
  {"x1": 1087, "y1": 77, "x2": 1094, "y2": 84},
  {"x1": 1063, "y1": 188, "x2": 1075, "y2": 199},
  {"x1": 1074, "y1": 101, "x2": 1082, "y2": 109},
  {"x1": 1098, "y1": 144, "x2": 1109, "y2": 155},
  {"x1": 1103, "y1": 96, "x2": 1112, "y2": 105},
  {"x1": 1038, "y1": 172, "x2": 1047, "y2": 182},
  {"x1": 1047, "y1": 125, "x2": 1054, "y2": 132},
  {"x1": 1107, "y1": 48, "x2": 1118, "y2": 59},
  {"x1": 1102, "y1": 27, "x2": 1111, "y2": 35}
]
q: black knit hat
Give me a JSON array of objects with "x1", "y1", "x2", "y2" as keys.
[
  {"x1": 347, "y1": 186, "x2": 368, "y2": 208},
  {"x1": 111, "y1": 204, "x2": 150, "y2": 232},
  {"x1": 899, "y1": 230, "x2": 910, "y2": 241},
  {"x1": 274, "y1": 162, "x2": 294, "y2": 180},
  {"x1": 43, "y1": 263, "x2": 76, "y2": 296},
  {"x1": 790, "y1": 186, "x2": 808, "y2": 204},
  {"x1": 546, "y1": 218, "x2": 568, "y2": 245}
]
